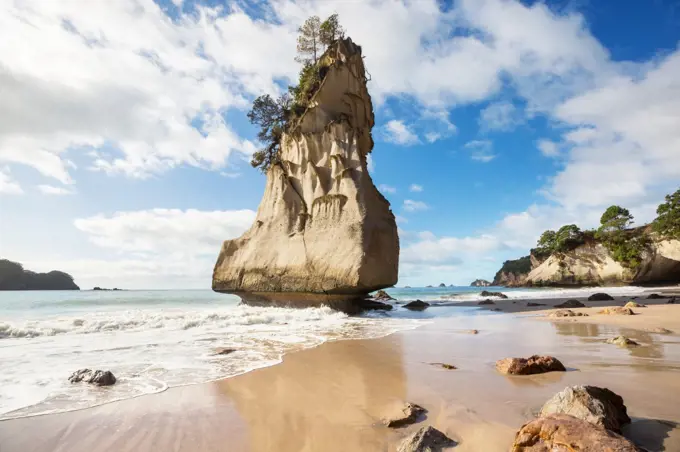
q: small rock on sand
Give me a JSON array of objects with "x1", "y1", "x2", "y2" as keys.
[
  {"x1": 495, "y1": 355, "x2": 566, "y2": 375},
  {"x1": 599, "y1": 307, "x2": 635, "y2": 315},
  {"x1": 646, "y1": 327, "x2": 673, "y2": 334},
  {"x1": 397, "y1": 426, "x2": 456, "y2": 452},
  {"x1": 527, "y1": 302, "x2": 546, "y2": 307},
  {"x1": 588, "y1": 293, "x2": 614, "y2": 301},
  {"x1": 403, "y1": 300, "x2": 430, "y2": 311},
  {"x1": 540, "y1": 385, "x2": 631, "y2": 432},
  {"x1": 646, "y1": 293, "x2": 666, "y2": 299},
  {"x1": 549, "y1": 309, "x2": 588, "y2": 317},
  {"x1": 383, "y1": 402, "x2": 426, "y2": 428},
  {"x1": 478, "y1": 299, "x2": 495, "y2": 305},
  {"x1": 555, "y1": 299, "x2": 586, "y2": 308},
  {"x1": 430, "y1": 362, "x2": 457, "y2": 370},
  {"x1": 511, "y1": 414, "x2": 640, "y2": 451},
  {"x1": 606, "y1": 336, "x2": 639, "y2": 347},
  {"x1": 624, "y1": 301, "x2": 646, "y2": 308}
]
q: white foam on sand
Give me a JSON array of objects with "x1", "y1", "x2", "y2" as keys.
[
  {"x1": 0, "y1": 305, "x2": 422, "y2": 419},
  {"x1": 433, "y1": 285, "x2": 659, "y2": 303}
]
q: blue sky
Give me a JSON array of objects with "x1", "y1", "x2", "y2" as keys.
[{"x1": 1, "y1": 0, "x2": 679, "y2": 289}]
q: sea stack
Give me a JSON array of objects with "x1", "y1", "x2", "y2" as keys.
[{"x1": 212, "y1": 38, "x2": 399, "y2": 306}]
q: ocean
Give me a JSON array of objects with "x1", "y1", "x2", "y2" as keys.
[{"x1": 0, "y1": 285, "x2": 647, "y2": 419}]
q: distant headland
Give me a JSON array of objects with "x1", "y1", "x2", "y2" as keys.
[{"x1": 0, "y1": 259, "x2": 79, "y2": 290}]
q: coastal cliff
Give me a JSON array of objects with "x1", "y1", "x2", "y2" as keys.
[
  {"x1": 492, "y1": 256, "x2": 531, "y2": 287},
  {"x1": 213, "y1": 38, "x2": 399, "y2": 302},
  {"x1": 0, "y1": 259, "x2": 79, "y2": 290}
]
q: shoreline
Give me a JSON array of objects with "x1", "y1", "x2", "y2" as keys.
[{"x1": 2, "y1": 287, "x2": 680, "y2": 450}]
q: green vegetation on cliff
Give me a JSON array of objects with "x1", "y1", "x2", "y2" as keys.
[
  {"x1": 0, "y1": 259, "x2": 79, "y2": 290},
  {"x1": 653, "y1": 188, "x2": 680, "y2": 239},
  {"x1": 493, "y1": 256, "x2": 531, "y2": 284},
  {"x1": 248, "y1": 14, "x2": 346, "y2": 172}
]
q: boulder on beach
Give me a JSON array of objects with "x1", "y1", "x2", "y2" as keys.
[
  {"x1": 549, "y1": 309, "x2": 588, "y2": 317},
  {"x1": 495, "y1": 355, "x2": 566, "y2": 375},
  {"x1": 646, "y1": 293, "x2": 666, "y2": 299},
  {"x1": 555, "y1": 299, "x2": 586, "y2": 308},
  {"x1": 599, "y1": 307, "x2": 635, "y2": 315},
  {"x1": 373, "y1": 290, "x2": 395, "y2": 301},
  {"x1": 68, "y1": 369, "x2": 116, "y2": 386},
  {"x1": 359, "y1": 299, "x2": 393, "y2": 311},
  {"x1": 382, "y1": 402, "x2": 426, "y2": 428},
  {"x1": 403, "y1": 300, "x2": 430, "y2": 311},
  {"x1": 397, "y1": 426, "x2": 456, "y2": 452},
  {"x1": 624, "y1": 301, "x2": 646, "y2": 308},
  {"x1": 478, "y1": 299, "x2": 495, "y2": 305},
  {"x1": 511, "y1": 414, "x2": 641, "y2": 452},
  {"x1": 539, "y1": 385, "x2": 631, "y2": 433},
  {"x1": 480, "y1": 290, "x2": 508, "y2": 299},
  {"x1": 606, "y1": 336, "x2": 640, "y2": 347},
  {"x1": 588, "y1": 293, "x2": 615, "y2": 301}
]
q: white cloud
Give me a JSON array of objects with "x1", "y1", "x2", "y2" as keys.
[
  {"x1": 0, "y1": 167, "x2": 23, "y2": 195},
  {"x1": 395, "y1": 215, "x2": 408, "y2": 224},
  {"x1": 366, "y1": 154, "x2": 375, "y2": 173},
  {"x1": 409, "y1": 184, "x2": 423, "y2": 192},
  {"x1": 401, "y1": 233, "x2": 503, "y2": 265},
  {"x1": 381, "y1": 120, "x2": 420, "y2": 146},
  {"x1": 38, "y1": 185, "x2": 75, "y2": 195},
  {"x1": 537, "y1": 139, "x2": 560, "y2": 158},
  {"x1": 403, "y1": 199, "x2": 429, "y2": 212},
  {"x1": 465, "y1": 140, "x2": 496, "y2": 162},
  {"x1": 479, "y1": 101, "x2": 523, "y2": 131},
  {"x1": 378, "y1": 184, "x2": 396, "y2": 194},
  {"x1": 74, "y1": 208, "x2": 256, "y2": 256}
]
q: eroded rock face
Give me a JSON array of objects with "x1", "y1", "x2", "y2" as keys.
[
  {"x1": 212, "y1": 38, "x2": 398, "y2": 302},
  {"x1": 511, "y1": 414, "x2": 641, "y2": 451},
  {"x1": 382, "y1": 402, "x2": 426, "y2": 428},
  {"x1": 539, "y1": 386, "x2": 631, "y2": 433},
  {"x1": 397, "y1": 426, "x2": 456, "y2": 452},
  {"x1": 599, "y1": 307, "x2": 635, "y2": 315},
  {"x1": 496, "y1": 355, "x2": 566, "y2": 375}
]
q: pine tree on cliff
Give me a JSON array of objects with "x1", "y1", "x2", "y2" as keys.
[
  {"x1": 320, "y1": 14, "x2": 345, "y2": 47},
  {"x1": 295, "y1": 16, "x2": 323, "y2": 66},
  {"x1": 653, "y1": 188, "x2": 680, "y2": 239}
]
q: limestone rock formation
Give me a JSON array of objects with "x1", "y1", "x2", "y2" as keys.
[
  {"x1": 539, "y1": 385, "x2": 631, "y2": 433},
  {"x1": 511, "y1": 414, "x2": 641, "y2": 451},
  {"x1": 492, "y1": 256, "x2": 531, "y2": 286},
  {"x1": 212, "y1": 39, "x2": 399, "y2": 304}
]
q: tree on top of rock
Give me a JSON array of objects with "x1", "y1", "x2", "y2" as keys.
[
  {"x1": 320, "y1": 14, "x2": 345, "y2": 47},
  {"x1": 247, "y1": 94, "x2": 292, "y2": 172},
  {"x1": 599, "y1": 206, "x2": 633, "y2": 233},
  {"x1": 653, "y1": 188, "x2": 680, "y2": 239},
  {"x1": 295, "y1": 16, "x2": 323, "y2": 66}
]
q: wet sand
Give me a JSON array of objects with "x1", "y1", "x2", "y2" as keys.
[{"x1": 2, "y1": 295, "x2": 680, "y2": 451}]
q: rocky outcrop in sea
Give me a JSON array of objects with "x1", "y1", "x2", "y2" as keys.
[{"x1": 212, "y1": 38, "x2": 399, "y2": 305}]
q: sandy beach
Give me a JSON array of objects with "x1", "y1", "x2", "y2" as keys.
[{"x1": 2, "y1": 288, "x2": 680, "y2": 451}]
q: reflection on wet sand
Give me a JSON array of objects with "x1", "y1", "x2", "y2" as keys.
[{"x1": 216, "y1": 335, "x2": 407, "y2": 451}]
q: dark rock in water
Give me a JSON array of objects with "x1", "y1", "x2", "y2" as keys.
[
  {"x1": 540, "y1": 385, "x2": 631, "y2": 433},
  {"x1": 69, "y1": 369, "x2": 116, "y2": 386},
  {"x1": 527, "y1": 302, "x2": 546, "y2": 307},
  {"x1": 397, "y1": 426, "x2": 456, "y2": 452},
  {"x1": 667, "y1": 297, "x2": 677, "y2": 304},
  {"x1": 588, "y1": 292, "x2": 614, "y2": 301},
  {"x1": 382, "y1": 402, "x2": 426, "y2": 428},
  {"x1": 646, "y1": 293, "x2": 666, "y2": 299},
  {"x1": 214, "y1": 347, "x2": 237, "y2": 355},
  {"x1": 555, "y1": 299, "x2": 586, "y2": 308},
  {"x1": 438, "y1": 283, "x2": 446, "y2": 288},
  {"x1": 404, "y1": 286, "x2": 412, "y2": 289},
  {"x1": 496, "y1": 355, "x2": 566, "y2": 375},
  {"x1": 373, "y1": 289, "x2": 395, "y2": 301},
  {"x1": 430, "y1": 362, "x2": 456, "y2": 370},
  {"x1": 512, "y1": 414, "x2": 641, "y2": 451},
  {"x1": 426, "y1": 285, "x2": 433, "y2": 288},
  {"x1": 470, "y1": 279, "x2": 491, "y2": 287},
  {"x1": 360, "y1": 299, "x2": 393, "y2": 311},
  {"x1": 491, "y1": 308, "x2": 502, "y2": 311},
  {"x1": 606, "y1": 336, "x2": 639, "y2": 347},
  {"x1": 478, "y1": 299, "x2": 495, "y2": 305},
  {"x1": 480, "y1": 290, "x2": 508, "y2": 299},
  {"x1": 403, "y1": 300, "x2": 430, "y2": 311}
]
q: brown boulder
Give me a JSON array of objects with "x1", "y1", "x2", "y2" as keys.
[
  {"x1": 599, "y1": 307, "x2": 635, "y2": 315},
  {"x1": 480, "y1": 290, "x2": 508, "y2": 299},
  {"x1": 539, "y1": 385, "x2": 631, "y2": 433},
  {"x1": 511, "y1": 414, "x2": 642, "y2": 451},
  {"x1": 374, "y1": 290, "x2": 395, "y2": 301},
  {"x1": 624, "y1": 301, "x2": 646, "y2": 308},
  {"x1": 397, "y1": 426, "x2": 456, "y2": 452},
  {"x1": 69, "y1": 369, "x2": 116, "y2": 386},
  {"x1": 549, "y1": 309, "x2": 588, "y2": 318},
  {"x1": 403, "y1": 300, "x2": 430, "y2": 311},
  {"x1": 588, "y1": 293, "x2": 614, "y2": 301},
  {"x1": 382, "y1": 402, "x2": 426, "y2": 428},
  {"x1": 496, "y1": 355, "x2": 566, "y2": 375},
  {"x1": 555, "y1": 299, "x2": 586, "y2": 308}
]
